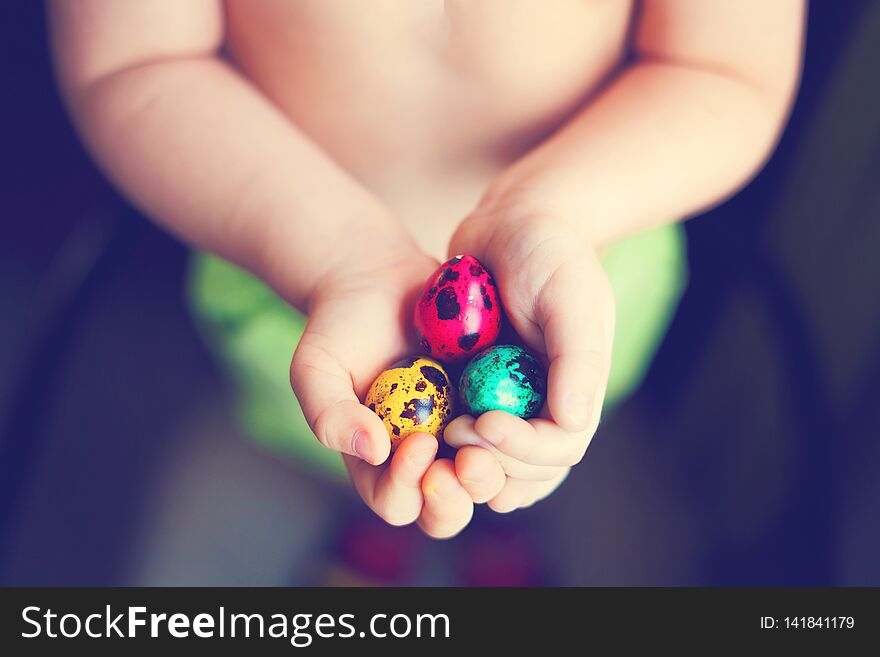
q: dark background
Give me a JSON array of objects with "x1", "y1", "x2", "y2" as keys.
[{"x1": 1, "y1": 1, "x2": 878, "y2": 586}]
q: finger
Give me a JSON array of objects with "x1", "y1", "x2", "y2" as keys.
[
  {"x1": 488, "y1": 469, "x2": 570, "y2": 514},
  {"x1": 537, "y1": 260, "x2": 614, "y2": 434},
  {"x1": 471, "y1": 410, "x2": 586, "y2": 467},
  {"x1": 291, "y1": 340, "x2": 390, "y2": 465},
  {"x1": 345, "y1": 432, "x2": 437, "y2": 526},
  {"x1": 417, "y1": 459, "x2": 474, "y2": 539},
  {"x1": 444, "y1": 415, "x2": 567, "y2": 481},
  {"x1": 454, "y1": 446, "x2": 506, "y2": 503}
]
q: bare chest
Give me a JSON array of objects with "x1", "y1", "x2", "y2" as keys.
[
  {"x1": 225, "y1": 1, "x2": 631, "y2": 168},
  {"x1": 223, "y1": 0, "x2": 633, "y2": 256}
]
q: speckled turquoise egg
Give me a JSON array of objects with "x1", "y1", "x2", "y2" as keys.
[
  {"x1": 459, "y1": 345, "x2": 546, "y2": 419},
  {"x1": 365, "y1": 356, "x2": 454, "y2": 450}
]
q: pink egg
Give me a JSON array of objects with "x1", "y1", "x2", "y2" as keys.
[{"x1": 413, "y1": 255, "x2": 502, "y2": 363}]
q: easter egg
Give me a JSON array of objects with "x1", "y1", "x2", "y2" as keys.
[
  {"x1": 459, "y1": 345, "x2": 546, "y2": 419},
  {"x1": 365, "y1": 356, "x2": 454, "y2": 449},
  {"x1": 413, "y1": 255, "x2": 501, "y2": 363}
]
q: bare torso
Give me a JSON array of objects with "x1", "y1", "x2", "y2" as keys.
[{"x1": 224, "y1": 0, "x2": 633, "y2": 257}]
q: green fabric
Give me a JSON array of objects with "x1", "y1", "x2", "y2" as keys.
[
  {"x1": 187, "y1": 222, "x2": 687, "y2": 479},
  {"x1": 602, "y1": 223, "x2": 688, "y2": 403}
]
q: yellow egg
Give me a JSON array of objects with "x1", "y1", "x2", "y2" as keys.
[{"x1": 364, "y1": 356, "x2": 454, "y2": 449}]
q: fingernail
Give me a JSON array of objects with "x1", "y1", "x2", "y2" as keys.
[
  {"x1": 353, "y1": 429, "x2": 373, "y2": 462},
  {"x1": 431, "y1": 474, "x2": 459, "y2": 498},
  {"x1": 480, "y1": 432, "x2": 504, "y2": 446},
  {"x1": 410, "y1": 447, "x2": 436, "y2": 468},
  {"x1": 565, "y1": 392, "x2": 592, "y2": 430},
  {"x1": 474, "y1": 426, "x2": 503, "y2": 446}
]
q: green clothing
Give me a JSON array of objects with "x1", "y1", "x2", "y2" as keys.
[{"x1": 187, "y1": 223, "x2": 687, "y2": 479}]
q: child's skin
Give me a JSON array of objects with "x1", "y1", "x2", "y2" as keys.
[{"x1": 50, "y1": 0, "x2": 804, "y2": 538}]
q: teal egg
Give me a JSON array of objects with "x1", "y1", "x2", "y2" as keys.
[{"x1": 459, "y1": 344, "x2": 547, "y2": 418}]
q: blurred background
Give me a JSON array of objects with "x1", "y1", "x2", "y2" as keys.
[{"x1": 1, "y1": 1, "x2": 878, "y2": 586}]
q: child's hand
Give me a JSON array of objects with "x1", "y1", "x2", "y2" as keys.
[
  {"x1": 290, "y1": 256, "x2": 482, "y2": 537},
  {"x1": 444, "y1": 189, "x2": 615, "y2": 512}
]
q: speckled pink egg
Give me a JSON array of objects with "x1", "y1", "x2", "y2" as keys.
[{"x1": 413, "y1": 255, "x2": 502, "y2": 363}]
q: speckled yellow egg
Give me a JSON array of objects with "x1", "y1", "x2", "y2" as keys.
[{"x1": 365, "y1": 356, "x2": 454, "y2": 449}]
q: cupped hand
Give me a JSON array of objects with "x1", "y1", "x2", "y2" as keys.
[
  {"x1": 290, "y1": 254, "x2": 477, "y2": 537},
  {"x1": 444, "y1": 190, "x2": 615, "y2": 512}
]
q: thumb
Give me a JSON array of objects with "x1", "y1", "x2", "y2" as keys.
[
  {"x1": 290, "y1": 339, "x2": 391, "y2": 465},
  {"x1": 536, "y1": 259, "x2": 614, "y2": 434}
]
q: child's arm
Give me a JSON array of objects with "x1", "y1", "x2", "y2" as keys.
[
  {"x1": 50, "y1": 0, "x2": 477, "y2": 538},
  {"x1": 480, "y1": 0, "x2": 805, "y2": 247},
  {"x1": 49, "y1": 0, "x2": 405, "y2": 309},
  {"x1": 446, "y1": 0, "x2": 806, "y2": 512}
]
